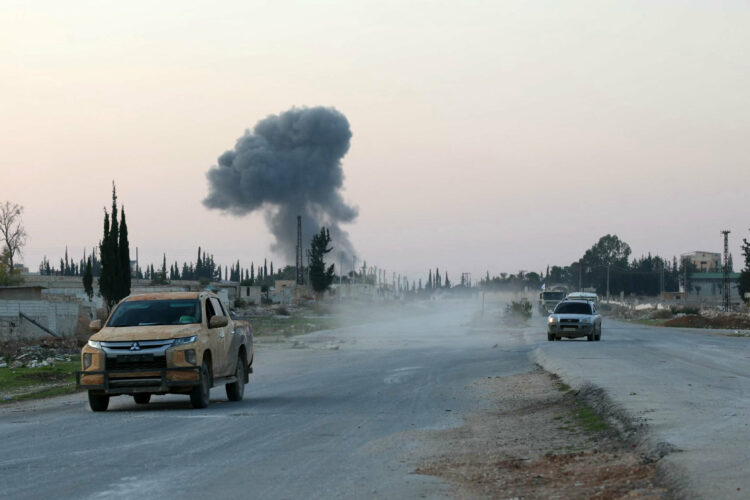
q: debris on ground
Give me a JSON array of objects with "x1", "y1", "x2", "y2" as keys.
[{"x1": 415, "y1": 370, "x2": 669, "y2": 499}]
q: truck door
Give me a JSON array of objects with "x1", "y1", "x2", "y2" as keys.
[{"x1": 205, "y1": 298, "x2": 228, "y2": 377}]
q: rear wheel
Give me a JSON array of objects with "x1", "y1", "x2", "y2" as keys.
[
  {"x1": 190, "y1": 359, "x2": 211, "y2": 409},
  {"x1": 226, "y1": 353, "x2": 246, "y2": 401},
  {"x1": 133, "y1": 393, "x2": 151, "y2": 404},
  {"x1": 88, "y1": 391, "x2": 109, "y2": 412}
]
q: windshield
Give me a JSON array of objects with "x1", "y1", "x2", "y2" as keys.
[
  {"x1": 542, "y1": 292, "x2": 565, "y2": 300},
  {"x1": 554, "y1": 302, "x2": 592, "y2": 315},
  {"x1": 107, "y1": 300, "x2": 202, "y2": 327}
]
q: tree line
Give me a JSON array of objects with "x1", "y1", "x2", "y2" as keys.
[{"x1": 479, "y1": 234, "x2": 725, "y2": 298}]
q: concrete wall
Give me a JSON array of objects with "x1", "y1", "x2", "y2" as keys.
[
  {"x1": 0, "y1": 300, "x2": 80, "y2": 341},
  {"x1": 0, "y1": 287, "x2": 44, "y2": 301}
]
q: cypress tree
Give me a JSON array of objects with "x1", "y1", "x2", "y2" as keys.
[
  {"x1": 309, "y1": 227, "x2": 335, "y2": 293},
  {"x1": 83, "y1": 257, "x2": 94, "y2": 300},
  {"x1": 98, "y1": 207, "x2": 112, "y2": 307},
  {"x1": 118, "y1": 207, "x2": 131, "y2": 299}
]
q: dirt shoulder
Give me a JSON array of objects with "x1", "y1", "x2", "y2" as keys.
[{"x1": 415, "y1": 369, "x2": 669, "y2": 499}]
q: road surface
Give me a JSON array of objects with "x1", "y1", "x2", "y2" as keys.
[{"x1": 1, "y1": 301, "x2": 748, "y2": 499}]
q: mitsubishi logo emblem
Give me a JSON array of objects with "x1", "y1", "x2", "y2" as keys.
[{"x1": 129, "y1": 342, "x2": 141, "y2": 351}]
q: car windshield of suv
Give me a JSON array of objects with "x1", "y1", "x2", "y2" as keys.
[
  {"x1": 542, "y1": 292, "x2": 565, "y2": 300},
  {"x1": 107, "y1": 300, "x2": 202, "y2": 327},
  {"x1": 554, "y1": 302, "x2": 592, "y2": 315}
]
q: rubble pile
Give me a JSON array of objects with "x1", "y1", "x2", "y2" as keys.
[{"x1": 0, "y1": 341, "x2": 77, "y2": 369}]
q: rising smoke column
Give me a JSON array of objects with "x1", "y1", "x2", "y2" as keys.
[{"x1": 203, "y1": 106, "x2": 358, "y2": 262}]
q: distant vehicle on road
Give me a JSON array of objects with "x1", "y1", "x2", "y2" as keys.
[
  {"x1": 538, "y1": 286, "x2": 568, "y2": 314},
  {"x1": 77, "y1": 291, "x2": 253, "y2": 411},
  {"x1": 547, "y1": 299, "x2": 602, "y2": 341},
  {"x1": 565, "y1": 291, "x2": 598, "y2": 305}
]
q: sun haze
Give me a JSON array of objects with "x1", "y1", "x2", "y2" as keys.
[{"x1": 2, "y1": 0, "x2": 749, "y2": 278}]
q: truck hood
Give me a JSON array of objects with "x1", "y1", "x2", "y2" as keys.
[{"x1": 90, "y1": 323, "x2": 203, "y2": 342}]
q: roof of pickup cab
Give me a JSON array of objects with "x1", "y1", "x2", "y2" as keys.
[{"x1": 123, "y1": 292, "x2": 204, "y2": 302}]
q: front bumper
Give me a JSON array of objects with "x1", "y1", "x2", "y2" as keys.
[
  {"x1": 76, "y1": 366, "x2": 201, "y2": 394},
  {"x1": 548, "y1": 323, "x2": 595, "y2": 336}
]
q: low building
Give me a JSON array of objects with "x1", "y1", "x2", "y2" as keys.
[
  {"x1": 274, "y1": 280, "x2": 296, "y2": 290},
  {"x1": 688, "y1": 272, "x2": 742, "y2": 304}
]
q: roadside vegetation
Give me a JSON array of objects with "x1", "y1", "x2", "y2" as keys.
[
  {"x1": 502, "y1": 298, "x2": 532, "y2": 325},
  {"x1": 0, "y1": 355, "x2": 80, "y2": 403}
]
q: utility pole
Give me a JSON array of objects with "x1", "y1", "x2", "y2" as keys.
[
  {"x1": 295, "y1": 216, "x2": 304, "y2": 285},
  {"x1": 721, "y1": 230, "x2": 731, "y2": 311},
  {"x1": 606, "y1": 264, "x2": 610, "y2": 301},
  {"x1": 578, "y1": 259, "x2": 583, "y2": 292}
]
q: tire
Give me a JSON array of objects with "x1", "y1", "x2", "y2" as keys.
[
  {"x1": 586, "y1": 333, "x2": 594, "y2": 341},
  {"x1": 226, "y1": 354, "x2": 246, "y2": 402},
  {"x1": 190, "y1": 359, "x2": 211, "y2": 409},
  {"x1": 547, "y1": 332, "x2": 554, "y2": 341},
  {"x1": 133, "y1": 393, "x2": 151, "y2": 404},
  {"x1": 595, "y1": 325, "x2": 602, "y2": 341},
  {"x1": 88, "y1": 391, "x2": 110, "y2": 412}
]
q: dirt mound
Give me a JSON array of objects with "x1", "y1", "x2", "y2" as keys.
[{"x1": 664, "y1": 314, "x2": 750, "y2": 329}]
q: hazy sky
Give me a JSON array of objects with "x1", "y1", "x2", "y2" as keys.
[{"x1": 3, "y1": 0, "x2": 749, "y2": 282}]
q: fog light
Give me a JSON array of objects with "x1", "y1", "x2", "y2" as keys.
[
  {"x1": 83, "y1": 353, "x2": 92, "y2": 369},
  {"x1": 184, "y1": 349, "x2": 196, "y2": 365}
]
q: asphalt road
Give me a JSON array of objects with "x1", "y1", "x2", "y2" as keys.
[
  {"x1": 0, "y1": 302, "x2": 534, "y2": 500},
  {"x1": 533, "y1": 317, "x2": 750, "y2": 499},
  {"x1": 2, "y1": 302, "x2": 748, "y2": 499}
]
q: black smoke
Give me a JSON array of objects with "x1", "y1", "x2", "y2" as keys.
[{"x1": 203, "y1": 106, "x2": 358, "y2": 263}]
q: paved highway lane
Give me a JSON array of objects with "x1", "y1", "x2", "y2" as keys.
[
  {"x1": 534, "y1": 317, "x2": 750, "y2": 499},
  {"x1": 0, "y1": 303, "x2": 536, "y2": 500}
]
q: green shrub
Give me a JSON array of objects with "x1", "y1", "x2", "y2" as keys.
[
  {"x1": 670, "y1": 305, "x2": 700, "y2": 315},
  {"x1": 650, "y1": 308, "x2": 673, "y2": 319},
  {"x1": 505, "y1": 298, "x2": 532, "y2": 321}
]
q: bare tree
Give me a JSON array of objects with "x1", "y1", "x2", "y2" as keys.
[{"x1": 0, "y1": 201, "x2": 27, "y2": 270}]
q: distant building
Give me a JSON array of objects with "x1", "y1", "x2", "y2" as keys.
[
  {"x1": 688, "y1": 272, "x2": 742, "y2": 304},
  {"x1": 681, "y1": 251, "x2": 722, "y2": 272},
  {"x1": 12, "y1": 263, "x2": 29, "y2": 273},
  {"x1": 274, "y1": 280, "x2": 296, "y2": 290}
]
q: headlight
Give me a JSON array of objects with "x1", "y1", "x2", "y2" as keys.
[
  {"x1": 548, "y1": 316, "x2": 556, "y2": 324},
  {"x1": 173, "y1": 335, "x2": 198, "y2": 346},
  {"x1": 580, "y1": 317, "x2": 592, "y2": 324},
  {"x1": 87, "y1": 340, "x2": 101, "y2": 349},
  {"x1": 184, "y1": 349, "x2": 196, "y2": 365}
]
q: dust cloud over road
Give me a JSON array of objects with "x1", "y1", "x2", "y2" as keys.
[{"x1": 0, "y1": 297, "x2": 746, "y2": 498}]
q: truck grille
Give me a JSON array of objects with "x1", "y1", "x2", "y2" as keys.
[
  {"x1": 106, "y1": 356, "x2": 167, "y2": 371},
  {"x1": 559, "y1": 318, "x2": 580, "y2": 324}
]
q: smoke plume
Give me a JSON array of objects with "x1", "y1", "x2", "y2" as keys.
[{"x1": 203, "y1": 106, "x2": 358, "y2": 263}]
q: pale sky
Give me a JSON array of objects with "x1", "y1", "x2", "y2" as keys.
[{"x1": 2, "y1": 0, "x2": 749, "y2": 282}]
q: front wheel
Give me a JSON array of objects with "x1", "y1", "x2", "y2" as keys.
[
  {"x1": 88, "y1": 391, "x2": 109, "y2": 412},
  {"x1": 133, "y1": 393, "x2": 151, "y2": 404},
  {"x1": 190, "y1": 359, "x2": 211, "y2": 409},
  {"x1": 595, "y1": 325, "x2": 602, "y2": 341},
  {"x1": 226, "y1": 354, "x2": 246, "y2": 402}
]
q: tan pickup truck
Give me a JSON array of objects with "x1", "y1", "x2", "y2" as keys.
[{"x1": 78, "y1": 291, "x2": 253, "y2": 411}]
